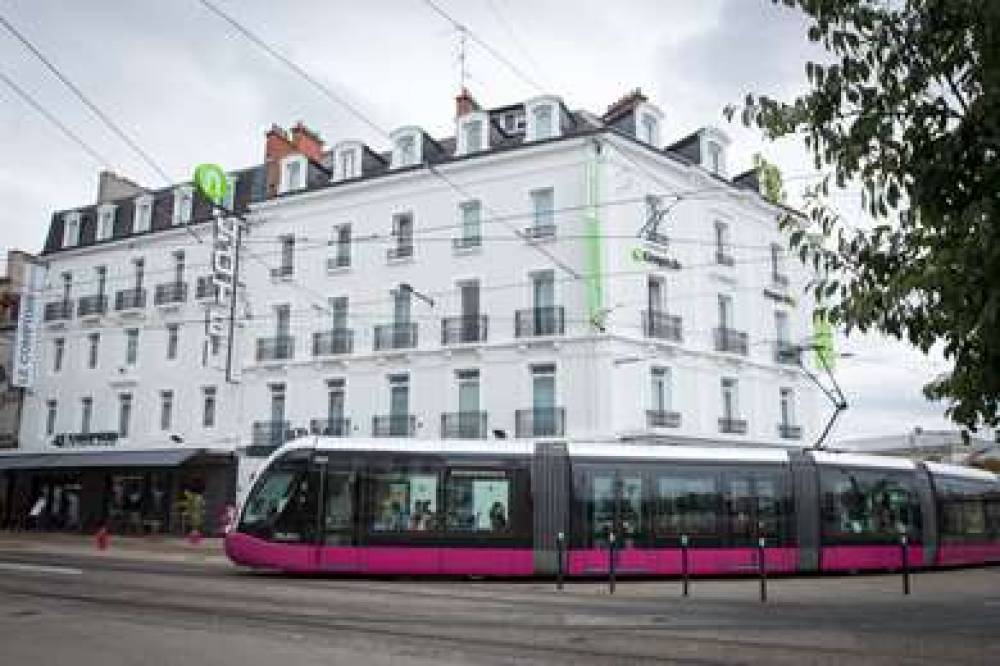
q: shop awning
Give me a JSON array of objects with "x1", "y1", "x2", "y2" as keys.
[{"x1": 0, "y1": 449, "x2": 232, "y2": 471}]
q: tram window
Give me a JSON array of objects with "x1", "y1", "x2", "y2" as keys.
[
  {"x1": 583, "y1": 473, "x2": 644, "y2": 545},
  {"x1": 369, "y1": 472, "x2": 439, "y2": 532},
  {"x1": 819, "y1": 468, "x2": 921, "y2": 543},
  {"x1": 445, "y1": 469, "x2": 511, "y2": 533},
  {"x1": 986, "y1": 494, "x2": 1000, "y2": 537},
  {"x1": 619, "y1": 476, "x2": 643, "y2": 543},
  {"x1": 241, "y1": 470, "x2": 297, "y2": 527},
  {"x1": 324, "y1": 471, "x2": 354, "y2": 540},
  {"x1": 590, "y1": 474, "x2": 615, "y2": 541},
  {"x1": 937, "y1": 477, "x2": 988, "y2": 541},
  {"x1": 724, "y1": 473, "x2": 786, "y2": 545},
  {"x1": 653, "y1": 473, "x2": 720, "y2": 541},
  {"x1": 240, "y1": 466, "x2": 318, "y2": 543}
]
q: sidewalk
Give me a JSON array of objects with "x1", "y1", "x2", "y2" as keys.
[{"x1": 0, "y1": 531, "x2": 231, "y2": 566}]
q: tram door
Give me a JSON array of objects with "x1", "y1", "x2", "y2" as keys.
[
  {"x1": 314, "y1": 455, "x2": 360, "y2": 572},
  {"x1": 591, "y1": 471, "x2": 644, "y2": 550}
]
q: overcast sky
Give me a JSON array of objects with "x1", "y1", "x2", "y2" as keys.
[{"x1": 0, "y1": 0, "x2": 966, "y2": 442}]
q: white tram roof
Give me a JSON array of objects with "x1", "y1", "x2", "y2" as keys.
[
  {"x1": 811, "y1": 450, "x2": 916, "y2": 471},
  {"x1": 566, "y1": 442, "x2": 790, "y2": 464},
  {"x1": 924, "y1": 461, "x2": 999, "y2": 483},
  {"x1": 312, "y1": 437, "x2": 535, "y2": 457}
]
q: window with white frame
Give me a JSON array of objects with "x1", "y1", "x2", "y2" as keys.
[
  {"x1": 124, "y1": 328, "x2": 139, "y2": 366},
  {"x1": 203, "y1": 386, "x2": 217, "y2": 428},
  {"x1": 721, "y1": 377, "x2": 739, "y2": 419},
  {"x1": 172, "y1": 186, "x2": 193, "y2": 225},
  {"x1": 524, "y1": 97, "x2": 561, "y2": 141},
  {"x1": 279, "y1": 155, "x2": 307, "y2": 193},
  {"x1": 639, "y1": 112, "x2": 659, "y2": 146},
  {"x1": 62, "y1": 211, "x2": 81, "y2": 248},
  {"x1": 81, "y1": 397, "x2": 93, "y2": 434},
  {"x1": 330, "y1": 224, "x2": 351, "y2": 268},
  {"x1": 458, "y1": 113, "x2": 487, "y2": 155},
  {"x1": 96, "y1": 204, "x2": 116, "y2": 241},
  {"x1": 166, "y1": 324, "x2": 180, "y2": 360},
  {"x1": 390, "y1": 213, "x2": 414, "y2": 259},
  {"x1": 391, "y1": 130, "x2": 421, "y2": 168},
  {"x1": 529, "y1": 188, "x2": 555, "y2": 237},
  {"x1": 458, "y1": 200, "x2": 482, "y2": 248},
  {"x1": 650, "y1": 367, "x2": 673, "y2": 413},
  {"x1": 45, "y1": 399, "x2": 57, "y2": 437},
  {"x1": 118, "y1": 393, "x2": 132, "y2": 438},
  {"x1": 714, "y1": 221, "x2": 733, "y2": 264},
  {"x1": 779, "y1": 387, "x2": 795, "y2": 427},
  {"x1": 133, "y1": 194, "x2": 152, "y2": 233},
  {"x1": 334, "y1": 143, "x2": 362, "y2": 181},
  {"x1": 87, "y1": 333, "x2": 100, "y2": 369},
  {"x1": 706, "y1": 141, "x2": 724, "y2": 175},
  {"x1": 53, "y1": 338, "x2": 65, "y2": 373},
  {"x1": 160, "y1": 390, "x2": 174, "y2": 431}
]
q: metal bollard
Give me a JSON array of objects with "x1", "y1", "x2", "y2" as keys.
[
  {"x1": 900, "y1": 535, "x2": 910, "y2": 596},
  {"x1": 758, "y1": 537, "x2": 767, "y2": 603},
  {"x1": 556, "y1": 531, "x2": 565, "y2": 591},
  {"x1": 680, "y1": 534, "x2": 689, "y2": 597},
  {"x1": 608, "y1": 531, "x2": 617, "y2": 595}
]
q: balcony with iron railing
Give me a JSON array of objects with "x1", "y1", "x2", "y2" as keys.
[
  {"x1": 441, "y1": 315, "x2": 488, "y2": 344},
  {"x1": 372, "y1": 414, "x2": 416, "y2": 437},
  {"x1": 716, "y1": 250, "x2": 735, "y2": 266},
  {"x1": 515, "y1": 306, "x2": 565, "y2": 338},
  {"x1": 373, "y1": 322, "x2": 417, "y2": 351},
  {"x1": 515, "y1": 407, "x2": 565, "y2": 438},
  {"x1": 43, "y1": 300, "x2": 73, "y2": 322},
  {"x1": 248, "y1": 420, "x2": 293, "y2": 455},
  {"x1": 642, "y1": 310, "x2": 682, "y2": 342},
  {"x1": 310, "y1": 417, "x2": 351, "y2": 437},
  {"x1": 195, "y1": 276, "x2": 218, "y2": 300},
  {"x1": 386, "y1": 243, "x2": 414, "y2": 261},
  {"x1": 719, "y1": 417, "x2": 748, "y2": 434},
  {"x1": 646, "y1": 409, "x2": 682, "y2": 429},
  {"x1": 452, "y1": 235, "x2": 482, "y2": 251},
  {"x1": 77, "y1": 294, "x2": 107, "y2": 317},
  {"x1": 270, "y1": 264, "x2": 294, "y2": 279},
  {"x1": 154, "y1": 281, "x2": 188, "y2": 305},
  {"x1": 523, "y1": 224, "x2": 556, "y2": 241},
  {"x1": 312, "y1": 329, "x2": 354, "y2": 356},
  {"x1": 441, "y1": 411, "x2": 488, "y2": 439},
  {"x1": 774, "y1": 341, "x2": 801, "y2": 365},
  {"x1": 714, "y1": 327, "x2": 749, "y2": 355},
  {"x1": 772, "y1": 271, "x2": 789, "y2": 288},
  {"x1": 114, "y1": 288, "x2": 146, "y2": 311},
  {"x1": 326, "y1": 253, "x2": 351, "y2": 271},
  {"x1": 778, "y1": 423, "x2": 803, "y2": 440},
  {"x1": 256, "y1": 335, "x2": 295, "y2": 362}
]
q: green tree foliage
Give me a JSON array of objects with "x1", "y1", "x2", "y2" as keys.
[
  {"x1": 752, "y1": 153, "x2": 787, "y2": 204},
  {"x1": 727, "y1": 0, "x2": 1000, "y2": 428}
]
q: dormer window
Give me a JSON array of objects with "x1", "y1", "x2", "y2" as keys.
[
  {"x1": 391, "y1": 128, "x2": 422, "y2": 169},
  {"x1": 332, "y1": 141, "x2": 363, "y2": 182},
  {"x1": 133, "y1": 194, "x2": 152, "y2": 233},
  {"x1": 457, "y1": 112, "x2": 488, "y2": 156},
  {"x1": 172, "y1": 185, "x2": 193, "y2": 226},
  {"x1": 96, "y1": 204, "x2": 116, "y2": 242},
  {"x1": 279, "y1": 154, "x2": 307, "y2": 193},
  {"x1": 525, "y1": 96, "x2": 562, "y2": 142},
  {"x1": 698, "y1": 128, "x2": 731, "y2": 177},
  {"x1": 634, "y1": 102, "x2": 664, "y2": 148},
  {"x1": 62, "y1": 211, "x2": 81, "y2": 248}
]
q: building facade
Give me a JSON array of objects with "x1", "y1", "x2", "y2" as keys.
[{"x1": 5, "y1": 90, "x2": 821, "y2": 532}]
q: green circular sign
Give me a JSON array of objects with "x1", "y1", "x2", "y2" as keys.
[{"x1": 194, "y1": 163, "x2": 229, "y2": 206}]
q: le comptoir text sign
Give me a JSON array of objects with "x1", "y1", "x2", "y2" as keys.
[{"x1": 52, "y1": 432, "x2": 119, "y2": 448}]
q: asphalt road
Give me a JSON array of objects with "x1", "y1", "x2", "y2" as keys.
[{"x1": 0, "y1": 549, "x2": 998, "y2": 665}]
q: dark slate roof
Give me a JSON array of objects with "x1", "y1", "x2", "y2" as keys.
[{"x1": 42, "y1": 101, "x2": 778, "y2": 256}]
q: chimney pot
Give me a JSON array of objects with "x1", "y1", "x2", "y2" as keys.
[{"x1": 290, "y1": 122, "x2": 324, "y2": 162}]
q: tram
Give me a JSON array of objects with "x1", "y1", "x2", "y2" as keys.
[{"x1": 224, "y1": 438, "x2": 1000, "y2": 575}]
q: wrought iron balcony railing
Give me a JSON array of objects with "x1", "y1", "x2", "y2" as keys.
[
  {"x1": 719, "y1": 417, "x2": 748, "y2": 434},
  {"x1": 642, "y1": 310, "x2": 682, "y2": 342},
  {"x1": 310, "y1": 417, "x2": 351, "y2": 437},
  {"x1": 714, "y1": 327, "x2": 749, "y2": 355},
  {"x1": 77, "y1": 294, "x2": 107, "y2": 317},
  {"x1": 43, "y1": 300, "x2": 73, "y2": 322},
  {"x1": 774, "y1": 341, "x2": 801, "y2": 365},
  {"x1": 452, "y1": 235, "x2": 482, "y2": 251},
  {"x1": 514, "y1": 306, "x2": 565, "y2": 338},
  {"x1": 716, "y1": 250, "x2": 735, "y2": 266},
  {"x1": 647, "y1": 409, "x2": 682, "y2": 429},
  {"x1": 515, "y1": 407, "x2": 565, "y2": 438},
  {"x1": 154, "y1": 281, "x2": 188, "y2": 305},
  {"x1": 524, "y1": 224, "x2": 556, "y2": 241},
  {"x1": 778, "y1": 423, "x2": 803, "y2": 440},
  {"x1": 256, "y1": 336, "x2": 295, "y2": 362},
  {"x1": 312, "y1": 329, "x2": 353, "y2": 356},
  {"x1": 248, "y1": 420, "x2": 293, "y2": 455},
  {"x1": 372, "y1": 414, "x2": 416, "y2": 437},
  {"x1": 440, "y1": 411, "x2": 488, "y2": 439},
  {"x1": 373, "y1": 322, "x2": 417, "y2": 351},
  {"x1": 441, "y1": 315, "x2": 488, "y2": 344},
  {"x1": 386, "y1": 244, "x2": 414, "y2": 261},
  {"x1": 114, "y1": 288, "x2": 146, "y2": 311}
]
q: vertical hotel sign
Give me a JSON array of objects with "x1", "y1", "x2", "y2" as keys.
[
  {"x1": 12, "y1": 263, "x2": 44, "y2": 387},
  {"x1": 193, "y1": 164, "x2": 234, "y2": 338}
]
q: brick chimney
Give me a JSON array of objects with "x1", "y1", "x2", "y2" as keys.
[
  {"x1": 456, "y1": 87, "x2": 479, "y2": 118},
  {"x1": 603, "y1": 88, "x2": 648, "y2": 122},
  {"x1": 290, "y1": 122, "x2": 324, "y2": 162}
]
